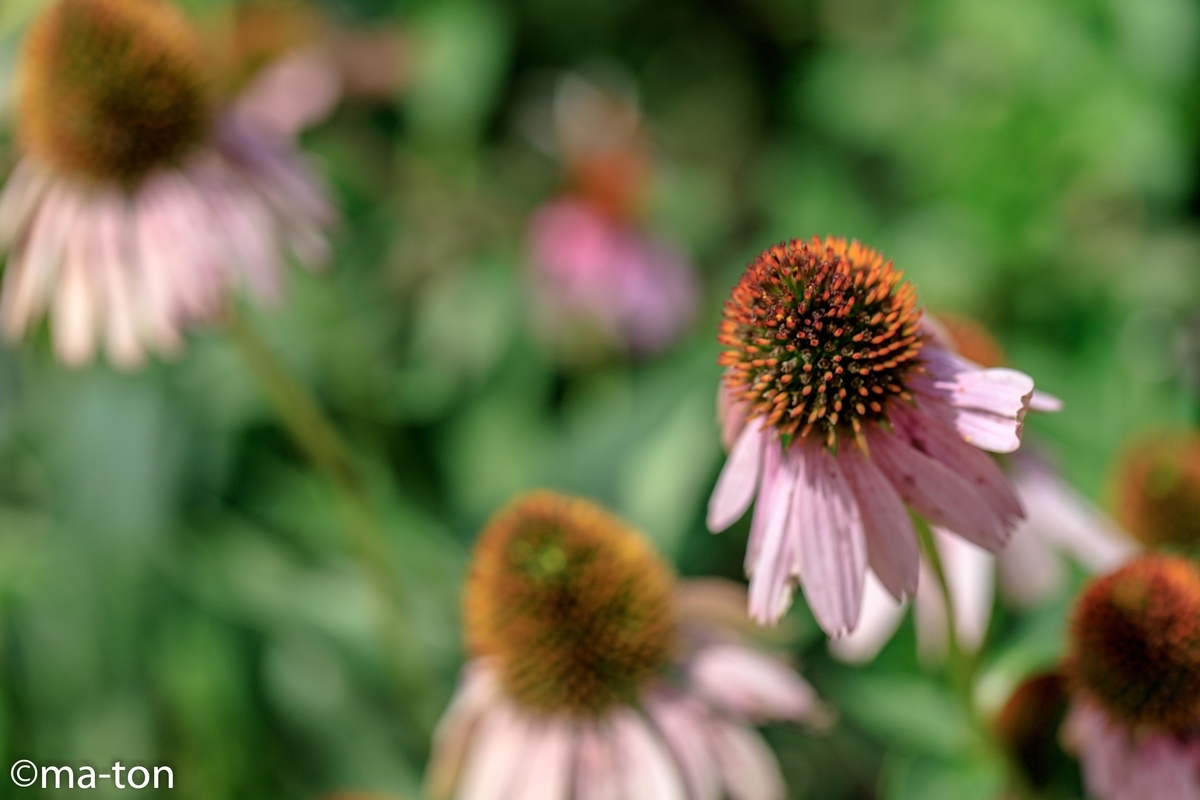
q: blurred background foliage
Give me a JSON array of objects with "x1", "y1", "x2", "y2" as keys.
[{"x1": 0, "y1": 0, "x2": 1198, "y2": 797}]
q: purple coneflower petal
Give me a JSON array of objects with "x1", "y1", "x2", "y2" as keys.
[
  {"x1": 996, "y1": 524, "x2": 1065, "y2": 608},
  {"x1": 709, "y1": 717, "x2": 786, "y2": 800},
  {"x1": 53, "y1": 201, "x2": 101, "y2": 366},
  {"x1": 914, "y1": 529, "x2": 994, "y2": 660},
  {"x1": 795, "y1": 445, "x2": 867, "y2": 638},
  {"x1": 890, "y1": 402, "x2": 1024, "y2": 526},
  {"x1": 93, "y1": 193, "x2": 146, "y2": 369},
  {"x1": 424, "y1": 664, "x2": 498, "y2": 800},
  {"x1": 707, "y1": 420, "x2": 765, "y2": 532},
  {"x1": 914, "y1": 346, "x2": 1034, "y2": 453},
  {"x1": 1029, "y1": 390, "x2": 1063, "y2": 412},
  {"x1": 689, "y1": 643, "x2": 825, "y2": 725},
  {"x1": 575, "y1": 722, "x2": 622, "y2": 800},
  {"x1": 233, "y1": 50, "x2": 343, "y2": 140},
  {"x1": 0, "y1": 160, "x2": 52, "y2": 250},
  {"x1": 610, "y1": 708, "x2": 686, "y2": 800},
  {"x1": 866, "y1": 426, "x2": 1009, "y2": 551},
  {"x1": 828, "y1": 573, "x2": 907, "y2": 663},
  {"x1": 747, "y1": 443, "x2": 798, "y2": 626},
  {"x1": 508, "y1": 718, "x2": 573, "y2": 800},
  {"x1": 2, "y1": 184, "x2": 79, "y2": 340},
  {"x1": 131, "y1": 186, "x2": 185, "y2": 354},
  {"x1": 838, "y1": 445, "x2": 919, "y2": 601},
  {"x1": 456, "y1": 702, "x2": 532, "y2": 800},
  {"x1": 643, "y1": 692, "x2": 720, "y2": 800}
]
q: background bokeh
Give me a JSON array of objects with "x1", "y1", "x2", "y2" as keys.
[{"x1": 0, "y1": 0, "x2": 1198, "y2": 796}]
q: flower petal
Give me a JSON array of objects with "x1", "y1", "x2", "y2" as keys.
[
  {"x1": 508, "y1": 718, "x2": 573, "y2": 800},
  {"x1": 795, "y1": 445, "x2": 867, "y2": 638},
  {"x1": 610, "y1": 709, "x2": 686, "y2": 800},
  {"x1": 643, "y1": 692, "x2": 720, "y2": 800},
  {"x1": 575, "y1": 722, "x2": 622, "y2": 800},
  {"x1": 688, "y1": 644, "x2": 828, "y2": 726},
  {"x1": 424, "y1": 663, "x2": 498, "y2": 800},
  {"x1": 708, "y1": 420, "x2": 765, "y2": 532},
  {"x1": 709, "y1": 718, "x2": 786, "y2": 800},
  {"x1": 913, "y1": 345, "x2": 1034, "y2": 453},
  {"x1": 914, "y1": 529, "x2": 994, "y2": 661},
  {"x1": 455, "y1": 702, "x2": 533, "y2": 800},
  {"x1": 828, "y1": 572, "x2": 907, "y2": 663},
  {"x1": 838, "y1": 445, "x2": 919, "y2": 601},
  {"x1": 866, "y1": 426, "x2": 1009, "y2": 551},
  {"x1": 747, "y1": 443, "x2": 798, "y2": 626}
]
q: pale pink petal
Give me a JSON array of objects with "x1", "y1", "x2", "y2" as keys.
[
  {"x1": 838, "y1": 445, "x2": 919, "y2": 600},
  {"x1": 234, "y1": 49, "x2": 343, "y2": 138},
  {"x1": 866, "y1": 426, "x2": 1009, "y2": 551},
  {"x1": 1011, "y1": 454, "x2": 1137, "y2": 574},
  {"x1": 610, "y1": 708, "x2": 686, "y2": 800},
  {"x1": 915, "y1": 529, "x2": 994, "y2": 662},
  {"x1": 996, "y1": 524, "x2": 1065, "y2": 608},
  {"x1": 455, "y1": 702, "x2": 534, "y2": 800},
  {"x1": 52, "y1": 202, "x2": 101, "y2": 366},
  {"x1": 644, "y1": 692, "x2": 721, "y2": 800},
  {"x1": 689, "y1": 643, "x2": 826, "y2": 726},
  {"x1": 424, "y1": 663, "x2": 499, "y2": 800},
  {"x1": 131, "y1": 185, "x2": 185, "y2": 355},
  {"x1": 1029, "y1": 390, "x2": 1063, "y2": 413},
  {"x1": 2, "y1": 183, "x2": 80, "y2": 339},
  {"x1": 890, "y1": 402, "x2": 1023, "y2": 526},
  {"x1": 747, "y1": 443, "x2": 798, "y2": 626},
  {"x1": 913, "y1": 345, "x2": 1034, "y2": 453},
  {"x1": 718, "y1": 381, "x2": 750, "y2": 452},
  {"x1": 0, "y1": 160, "x2": 52, "y2": 249},
  {"x1": 828, "y1": 572, "x2": 907, "y2": 663},
  {"x1": 708, "y1": 420, "x2": 765, "y2": 532},
  {"x1": 795, "y1": 445, "x2": 867, "y2": 637},
  {"x1": 575, "y1": 722, "x2": 622, "y2": 800},
  {"x1": 507, "y1": 718, "x2": 573, "y2": 800},
  {"x1": 709, "y1": 718, "x2": 786, "y2": 800},
  {"x1": 92, "y1": 193, "x2": 145, "y2": 369}
]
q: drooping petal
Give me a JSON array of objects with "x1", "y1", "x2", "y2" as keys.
[
  {"x1": 424, "y1": 663, "x2": 499, "y2": 800},
  {"x1": 2, "y1": 183, "x2": 80, "y2": 340},
  {"x1": 455, "y1": 702, "x2": 533, "y2": 800},
  {"x1": 996, "y1": 523, "x2": 1065, "y2": 608},
  {"x1": 718, "y1": 382, "x2": 750, "y2": 452},
  {"x1": 507, "y1": 718, "x2": 573, "y2": 800},
  {"x1": 0, "y1": 160, "x2": 52, "y2": 250},
  {"x1": 709, "y1": 718, "x2": 786, "y2": 800},
  {"x1": 914, "y1": 529, "x2": 994, "y2": 662},
  {"x1": 795, "y1": 445, "x2": 867, "y2": 637},
  {"x1": 747, "y1": 443, "x2": 798, "y2": 626},
  {"x1": 610, "y1": 709, "x2": 686, "y2": 800},
  {"x1": 913, "y1": 345, "x2": 1034, "y2": 453},
  {"x1": 838, "y1": 445, "x2": 919, "y2": 600},
  {"x1": 644, "y1": 692, "x2": 720, "y2": 800},
  {"x1": 828, "y1": 572, "x2": 907, "y2": 664},
  {"x1": 890, "y1": 402, "x2": 1023, "y2": 527},
  {"x1": 53, "y1": 201, "x2": 101, "y2": 366},
  {"x1": 688, "y1": 644, "x2": 828, "y2": 726},
  {"x1": 575, "y1": 722, "x2": 622, "y2": 800},
  {"x1": 708, "y1": 420, "x2": 765, "y2": 532},
  {"x1": 93, "y1": 192, "x2": 145, "y2": 369},
  {"x1": 866, "y1": 426, "x2": 1009, "y2": 551},
  {"x1": 1029, "y1": 390, "x2": 1063, "y2": 413}
]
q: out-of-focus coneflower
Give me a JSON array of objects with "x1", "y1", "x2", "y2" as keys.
[
  {"x1": 1113, "y1": 433, "x2": 1200, "y2": 550},
  {"x1": 707, "y1": 237, "x2": 1049, "y2": 637},
  {"x1": 526, "y1": 74, "x2": 697, "y2": 358},
  {"x1": 994, "y1": 671, "x2": 1074, "y2": 793},
  {"x1": 828, "y1": 316, "x2": 1130, "y2": 661},
  {"x1": 0, "y1": 0, "x2": 335, "y2": 368},
  {"x1": 425, "y1": 491, "x2": 831, "y2": 800},
  {"x1": 1062, "y1": 555, "x2": 1200, "y2": 800}
]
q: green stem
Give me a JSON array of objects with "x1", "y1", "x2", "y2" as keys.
[
  {"x1": 225, "y1": 309, "x2": 430, "y2": 721},
  {"x1": 914, "y1": 517, "x2": 971, "y2": 699}
]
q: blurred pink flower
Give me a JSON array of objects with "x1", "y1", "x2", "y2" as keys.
[
  {"x1": 708, "y1": 237, "x2": 1044, "y2": 637},
  {"x1": 527, "y1": 198, "x2": 697, "y2": 356},
  {"x1": 0, "y1": 0, "x2": 337, "y2": 369},
  {"x1": 830, "y1": 452, "x2": 1137, "y2": 664}
]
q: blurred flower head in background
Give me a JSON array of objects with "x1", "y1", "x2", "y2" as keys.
[
  {"x1": 708, "y1": 236, "x2": 1042, "y2": 637},
  {"x1": 993, "y1": 670, "x2": 1073, "y2": 794},
  {"x1": 0, "y1": 0, "x2": 335, "y2": 368},
  {"x1": 526, "y1": 73, "x2": 697, "y2": 360},
  {"x1": 426, "y1": 491, "x2": 829, "y2": 800},
  {"x1": 1063, "y1": 555, "x2": 1200, "y2": 799},
  {"x1": 1113, "y1": 432, "x2": 1200, "y2": 551}
]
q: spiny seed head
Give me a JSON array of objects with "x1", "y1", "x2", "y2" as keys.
[
  {"x1": 463, "y1": 491, "x2": 676, "y2": 716},
  {"x1": 17, "y1": 0, "x2": 214, "y2": 185},
  {"x1": 1070, "y1": 555, "x2": 1200, "y2": 732},
  {"x1": 936, "y1": 312, "x2": 1005, "y2": 368},
  {"x1": 994, "y1": 671, "x2": 1069, "y2": 790},
  {"x1": 1113, "y1": 434, "x2": 1200, "y2": 550},
  {"x1": 718, "y1": 236, "x2": 924, "y2": 447}
]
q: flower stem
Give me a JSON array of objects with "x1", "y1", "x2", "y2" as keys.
[
  {"x1": 914, "y1": 517, "x2": 971, "y2": 697},
  {"x1": 224, "y1": 308, "x2": 431, "y2": 723}
]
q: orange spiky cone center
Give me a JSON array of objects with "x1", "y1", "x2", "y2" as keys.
[
  {"x1": 1114, "y1": 435, "x2": 1200, "y2": 550},
  {"x1": 463, "y1": 491, "x2": 676, "y2": 716},
  {"x1": 17, "y1": 0, "x2": 214, "y2": 185},
  {"x1": 718, "y1": 236, "x2": 924, "y2": 447}
]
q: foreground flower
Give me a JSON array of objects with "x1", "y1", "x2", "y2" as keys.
[
  {"x1": 425, "y1": 491, "x2": 830, "y2": 800},
  {"x1": 526, "y1": 74, "x2": 697, "y2": 358},
  {"x1": 1062, "y1": 555, "x2": 1200, "y2": 800},
  {"x1": 707, "y1": 237, "x2": 1041, "y2": 635},
  {"x1": 0, "y1": 0, "x2": 334, "y2": 368},
  {"x1": 1113, "y1": 432, "x2": 1200, "y2": 550}
]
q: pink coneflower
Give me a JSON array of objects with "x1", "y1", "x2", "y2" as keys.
[
  {"x1": 425, "y1": 491, "x2": 830, "y2": 800},
  {"x1": 707, "y1": 236, "x2": 1044, "y2": 636},
  {"x1": 525, "y1": 74, "x2": 697, "y2": 358},
  {"x1": 1061, "y1": 555, "x2": 1200, "y2": 800},
  {"x1": 1112, "y1": 432, "x2": 1200, "y2": 550},
  {"x1": 0, "y1": 0, "x2": 335, "y2": 368}
]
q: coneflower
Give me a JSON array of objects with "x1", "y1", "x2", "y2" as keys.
[
  {"x1": 426, "y1": 491, "x2": 830, "y2": 800},
  {"x1": 1113, "y1": 433, "x2": 1200, "y2": 551}
]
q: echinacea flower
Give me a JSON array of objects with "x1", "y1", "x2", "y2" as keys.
[
  {"x1": 1062, "y1": 555, "x2": 1200, "y2": 800},
  {"x1": 994, "y1": 671, "x2": 1073, "y2": 793},
  {"x1": 425, "y1": 491, "x2": 830, "y2": 800},
  {"x1": 0, "y1": 0, "x2": 335, "y2": 368},
  {"x1": 707, "y1": 236, "x2": 1042, "y2": 636},
  {"x1": 525, "y1": 73, "x2": 697, "y2": 358},
  {"x1": 1113, "y1": 432, "x2": 1200, "y2": 550}
]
